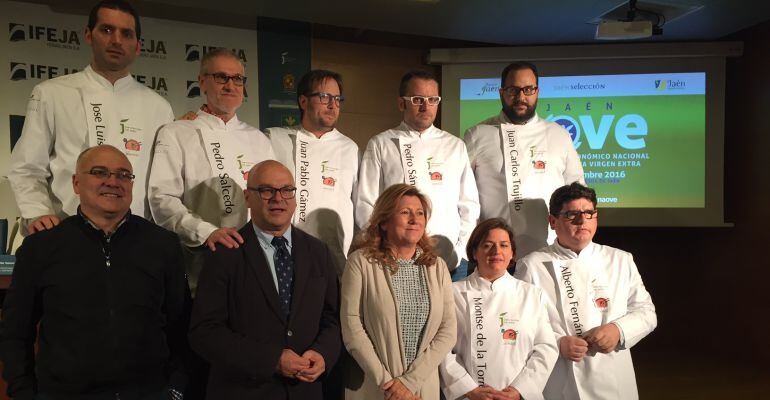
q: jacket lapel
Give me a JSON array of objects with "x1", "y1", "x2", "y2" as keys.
[
  {"x1": 289, "y1": 227, "x2": 310, "y2": 322},
  {"x1": 241, "y1": 222, "x2": 286, "y2": 323}
]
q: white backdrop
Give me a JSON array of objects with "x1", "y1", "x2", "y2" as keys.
[{"x1": 0, "y1": 0, "x2": 260, "y2": 228}]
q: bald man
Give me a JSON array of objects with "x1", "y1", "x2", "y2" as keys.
[
  {"x1": 190, "y1": 160, "x2": 341, "y2": 399},
  {"x1": 0, "y1": 145, "x2": 190, "y2": 399}
]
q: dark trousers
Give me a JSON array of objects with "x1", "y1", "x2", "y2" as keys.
[{"x1": 36, "y1": 388, "x2": 167, "y2": 400}]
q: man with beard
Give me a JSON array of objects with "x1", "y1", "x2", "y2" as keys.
[
  {"x1": 266, "y1": 70, "x2": 358, "y2": 276},
  {"x1": 464, "y1": 61, "x2": 584, "y2": 260}
]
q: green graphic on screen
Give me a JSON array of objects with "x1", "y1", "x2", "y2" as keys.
[{"x1": 459, "y1": 73, "x2": 705, "y2": 208}]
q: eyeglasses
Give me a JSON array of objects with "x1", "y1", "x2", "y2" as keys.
[
  {"x1": 205, "y1": 72, "x2": 247, "y2": 86},
  {"x1": 557, "y1": 210, "x2": 598, "y2": 221},
  {"x1": 82, "y1": 167, "x2": 135, "y2": 182},
  {"x1": 401, "y1": 96, "x2": 441, "y2": 106},
  {"x1": 306, "y1": 92, "x2": 345, "y2": 105},
  {"x1": 247, "y1": 186, "x2": 297, "y2": 200},
  {"x1": 501, "y1": 85, "x2": 538, "y2": 97}
]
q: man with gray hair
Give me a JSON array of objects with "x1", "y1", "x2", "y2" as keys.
[{"x1": 148, "y1": 48, "x2": 274, "y2": 296}]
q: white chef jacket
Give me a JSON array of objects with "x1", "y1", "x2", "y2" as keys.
[
  {"x1": 514, "y1": 241, "x2": 657, "y2": 400},
  {"x1": 266, "y1": 126, "x2": 359, "y2": 275},
  {"x1": 147, "y1": 109, "x2": 274, "y2": 247},
  {"x1": 440, "y1": 271, "x2": 557, "y2": 400},
  {"x1": 357, "y1": 122, "x2": 480, "y2": 268},
  {"x1": 464, "y1": 112, "x2": 584, "y2": 259},
  {"x1": 9, "y1": 65, "x2": 174, "y2": 225}
]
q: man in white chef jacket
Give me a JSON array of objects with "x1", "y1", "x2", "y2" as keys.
[
  {"x1": 147, "y1": 48, "x2": 274, "y2": 295},
  {"x1": 464, "y1": 61, "x2": 584, "y2": 259},
  {"x1": 356, "y1": 70, "x2": 480, "y2": 276},
  {"x1": 515, "y1": 182, "x2": 657, "y2": 400},
  {"x1": 266, "y1": 70, "x2": 359, "y2": 275},
  {"x1": 9, "y1": 0, "x2": 174, "y2": 234}
]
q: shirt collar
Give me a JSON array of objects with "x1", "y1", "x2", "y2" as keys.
[
  {"x1": 197, "y1": 107, "x2": 241, "y2": 130},
  {"x1": 552, "y1": 240, "x2": 596, "y2": 260},
  {"x1": 466, "y1": 269, "x2": 515, "y2": 292},
  {"x1": 84, "y1": 64, "x2": 134, "y2": 91},
  {"x1": 397, "y1": 121, "x2": 439, "y2": 138},
  {"x1": 252, "y1": 223, "x2": 293, "y2": 250},
  {"x1": 297, "y1": 126, "x2": 340, "y2": 141},
  {"x1": 77, "y1": 206, "x2": 130, "y2": 236}
]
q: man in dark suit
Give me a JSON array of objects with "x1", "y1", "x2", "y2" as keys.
[{"x1": 189, "y1": 160, "x2": 341, "y2": 399}]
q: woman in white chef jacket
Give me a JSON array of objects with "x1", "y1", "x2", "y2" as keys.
[{"x1": 440, "y1": 218, "x2": 557, "y2": 400}]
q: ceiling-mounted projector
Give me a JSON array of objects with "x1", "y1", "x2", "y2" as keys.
[
  {"x1": 596, "y1": 20, "x2": 654, "y2": 40},
  {"x1": 589, "y1": 0, "x2": 702, "y2": 41}
]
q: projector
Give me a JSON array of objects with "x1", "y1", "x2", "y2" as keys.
[{"x1": 595, "y1": 20, "x2": 655, "y2": 40}]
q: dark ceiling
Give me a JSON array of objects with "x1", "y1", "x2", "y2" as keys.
[{"x1": 30, "y1": 0, "x2": 770, "y2": 45}]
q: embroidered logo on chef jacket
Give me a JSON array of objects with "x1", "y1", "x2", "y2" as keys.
[
  {"x1": 123, "y1": 138, "x2": 141, "y2": 152},
  {"x1": 529, "y1": 146, "x2": 547, "y2": 173},
  {"x1": 322, "y1": 176, "x2": 336, "y2": 187},
  {"x1": 426, "y1": 156, "x2": 444, "y2": 184},
  {"x1": 119, "y1": 119, "x2": 141, "y2": 135},
  {"x1": 594, "y1": 297, "x2": 610, "y2": 312},
  {"x1": 118, "y1": 119, "x2": 143, "y2": 155},
  {"x1": 592, "y1": 279, "x2": 610, "y2": 313},
  {"x1": 501, "y1": 329, "x2": 518, "y2": 343},
  {"x1": 320, "y1": 161, "x2": 338, "y2": 189},
  {"x1": 498, "y1": 312, "x2": 519, "y2": 345},
  {"x1": 236, "y1": 154, "x2": 255, "y2": 182}
]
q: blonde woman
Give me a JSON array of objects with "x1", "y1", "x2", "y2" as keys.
[{"x1": 342, "y1": 184, "x2": 456, "y2": 400}]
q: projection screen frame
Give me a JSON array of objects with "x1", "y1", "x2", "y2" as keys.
[{"x1": 430, "y1": 42, "x2": 742, "y2": 227}]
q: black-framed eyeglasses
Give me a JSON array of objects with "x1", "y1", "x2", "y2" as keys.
[
  {"x1": 558, "y1": 209, "x2": 598, "y2": 221},
  {"x1": 247, "y1": 185, "x2": 297, "y2": 200},
  {"x1": 306, "y1": 92, "x2": 344, "y2": 105},
  {"x1": 82, "y1": 167, "x2": 135, "y2": 182},
  {"x1": 205, "y1": 72, "x2": 247, "y2": 86},
  {"x1": 501, "y1": 85, "x2": 538, "y2": 97},
  {"x1": 401, "y1": 96, "x2": 441, "y2": 106}
]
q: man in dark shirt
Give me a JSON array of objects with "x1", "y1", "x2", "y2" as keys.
[{"x1": 0, "y1": 144, "x2": 190, "y2": 400}]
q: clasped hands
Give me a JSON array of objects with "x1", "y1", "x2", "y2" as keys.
[
  {"x1": 381, "y1": 378, "x2": 421, "y2": 400},
  {"x1": 559, "y1": 323, "x2": 621, "y2": 362},
  {"x1": 276, "y1": 349, "x2": 325, "y2": 383},
  {"x1": 466, "y1": 385, "x2": 521, "y2": 400}
]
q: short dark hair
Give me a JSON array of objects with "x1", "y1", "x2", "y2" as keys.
[
  {"x1": 500, "y1": 61, "x2": 539, "y2": 87},
  {"x1": 399, "y1": 70, "x2": 437, "y2": 96},
  {"x1": 88, "y1": 0, "x2": 141, "y2": 40},
  {"x1": 549, "y1": 182, "x2": 597, "y2": 216},
  {"x1": 296, "y1": 69, "x2": 343, "y2": 118},
  {"x1": 465, "y1": 218, "x2": 516, "y2": 271}
]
